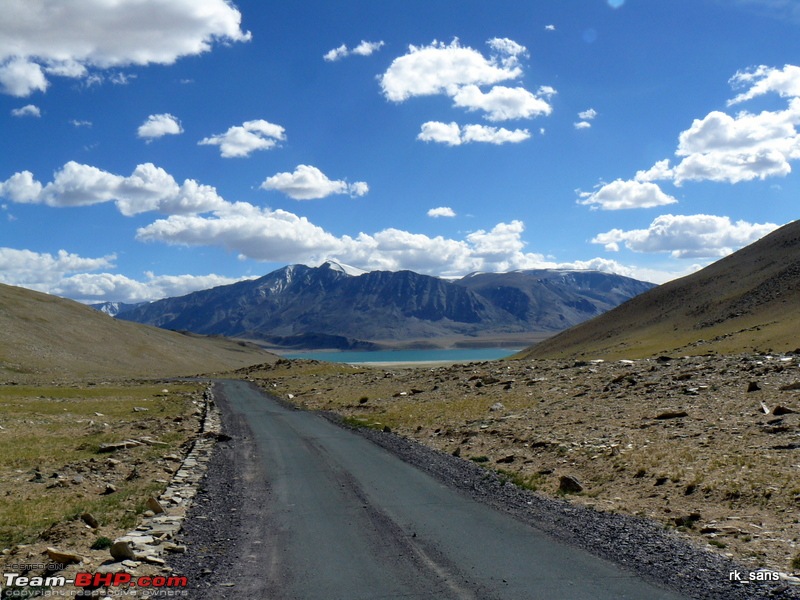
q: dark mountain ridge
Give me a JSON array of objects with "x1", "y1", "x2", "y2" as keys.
[{"x1": 117, "y1": 261, "x2": 655, "y2": 349}]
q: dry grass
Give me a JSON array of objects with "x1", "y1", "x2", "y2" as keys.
[{"x1": 0, "y1": 382, "x2": 203, "y2": 549}]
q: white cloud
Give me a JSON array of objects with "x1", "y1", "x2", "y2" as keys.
[
  {"x1": 0, "y1": 246, "x2": 247, "y2": 302},
  {"x1": 0, "y1": 161, "x2": 227, "y2": 216},
  {"x1": 55, "y1": 271, "x2": 248, "y2": 303},
  {"x1": 451, "y1": 84, "x2": 553, "y2": 121},
  {"x1": 381, "y1": 39, "x2": 525, "y2": 102},
  {"x1": 577, "y1": 179, "x2": 678, "y2": 210},
  {"x1": 260, "y1": 165, "x2": 368, "y2": 200},
  {"x1": 11, "y1": 104, "x2": 41, "y2": 117},
  {"x1": 427, "y1": 206, "x2": 456, "y2": 218},
  {"x1": 592, "y1": 214, "x2": 779, "y2": 258},
  {"x1": 323, "y1": 45, "x2": 349, "y2": 62},
  {"x1": 0, "y1": 58, "x2": 48, "y2": 96},
  {"x1": 198, "y1": 119, "x2": 286, "y2": 158},
  {"x1": 0, "y1": 248, "x2": 115, "y2": 289},
  {"x1": 418, "y1": 121, "x2": 530, "y2": 145},
  {"x1": 418, "y1": 121, "x2": 463, "y2": 145},
  {"x1": 462, "y1": 124, "x2": 531, "y2": 144},
  {"x1": 324, "y1": 40, "x2": 385, "y2": 61},
  {"x1": 0, "y1": 0, "x2": 250, "y2": 96},
  {"x1": 545, "y1": 24, "x2": 556, "y2": 31},
  {"x1": 136, "y1": 201, "x2": 576, "y2": 277},
  {"x1": 728, "y1": 64, "x2": 800, "y2": 105},
  {"x1": 381, "y1": 38, "x2": 553, "y2": 138},
  {"x1": 574, "y1": 107, "x2": 597, "y2": 129},
  {"x1": 70, "y1": 119, "x2": 92, "y2": 128},
  {"x1": 610, "y1": 64, "x2": 800, "y2": 192},
  {"x1": 137, "y1": 113, "x2": 183, "y2": 140},
  {"x1": 670, "y1": 104, "x2": 800, "y2": 184}
]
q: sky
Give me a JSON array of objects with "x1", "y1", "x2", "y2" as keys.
[{"x1": 1, "y1": 0, "x2": 799, "y2": 304}]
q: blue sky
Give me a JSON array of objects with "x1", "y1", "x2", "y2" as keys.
[{"x1": 1, "y1": 0, "x2": 799, "y2": 303}]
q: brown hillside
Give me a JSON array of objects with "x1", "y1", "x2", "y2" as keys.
[
  {"x1": 518, "y1": 219, "x2": 800, "y2": 360},
  {"x1": 0, "y1": 283, "x2": 274, "y2": 382}
]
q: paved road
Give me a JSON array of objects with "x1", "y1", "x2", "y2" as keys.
[{"x1": 211, "y1": 380, "x2": 686, "y2": 599}]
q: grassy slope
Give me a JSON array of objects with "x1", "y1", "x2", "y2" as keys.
[
  {"x1": 0, "y1": 283, "x2": 274, "y2": 381},
  {"x1": 517, "y1": 220, "x2": 800, "y2": 360}
]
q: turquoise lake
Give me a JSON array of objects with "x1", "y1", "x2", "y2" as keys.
[{"x1": 280, "y1": 347, "x2": 522, "y2": 364}]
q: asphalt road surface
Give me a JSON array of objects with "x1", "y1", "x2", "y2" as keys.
[{"x1": 188, "y1": 380, "x2": 688, "y2": 600}]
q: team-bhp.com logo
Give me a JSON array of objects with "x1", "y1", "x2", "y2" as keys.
[{"x1": 3, "y1": 572, "x2": 188, "y2": 596}]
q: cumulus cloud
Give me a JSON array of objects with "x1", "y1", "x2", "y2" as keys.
[
  {"x1": 0, "y1": 248, "x2": 115, "y2": 288},
  {"x1": 670, "y1": 102, "x2": 800, "y2": 184},
  {"x1": 0, "y1": 58, "x2": 48, "y2": 96},
  {"x1": 728, "y1": 64, "x2": 800, "y2": 105},
  {"x1": 0, "y1": 246, "x2": 247, "y2": 302},
  {"x1": 418, "y1": 121, "x2": 530, "y2": 145},
  {"x1": 575, "y1": 107, "x2": 597, "y2": 129},
  {"x1": 323, "y1": 40, "x2": 385, "y2": 61},
  {"x1": 260, "y1": 165, "x2": 368, "y2": 200},
  {"x1": 577, "y1": 179, "x2": 678, "y2": 210},
  {"x1": 380, "y1": 38, "x2": 553, "y2": 133},
  {"x1": 11, "y1": 104, "x2": 41, "y2": 117},
  {"x1": 0, "y1": 161, "x2": 227, "y2": 216},
  {"x1": 55, "y1": 271, "x2": 248, "y2": 303},
  {"x1": 0, "y1": 0, "x2": 250, "y2": 96},
  {"x1": 137, "y1": 113, "x2": 183, "y2": 140},
  {"x1": 198, "y1": 119, "x2": 286, "y2": 158},
  {"x1": 427, "y1": 206, "x2": 456, "y2": 218},
  {"x1": 615, "y1": 64, "x2": 800, "y2": 190},
  {"x1": 452, "y1": 84, "x2": 553, "y2": 121},
  {"x1": 592, "y1": 214, "x2": 779, "y2": 258},
  {"x1": 135, "y1": 201, "x2": 592, "y2": 277},
  {"x1": 381, "y1": 38, "x2": 523, "y2": 101},
  {"x1": 578, "y1": 63, "x2": 800, "y2": 218}
]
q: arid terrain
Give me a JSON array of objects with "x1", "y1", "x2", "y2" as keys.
[
  {"x1": 0, "y1": 382, "x2": 212, "y2": 588},
  {"x1": 236, "y1": 353, "x2": 800, "y2": 577}
]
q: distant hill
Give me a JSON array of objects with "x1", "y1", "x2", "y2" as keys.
[
  {"x1": 517, "y1": 220, "x2": 800, "y2": 360},
  {"x1": 0, "y1": 283, "x2": 273, "y2": 382},
  {"x1": 116, "y1": 261, "x2": 655, "y2": 349}
]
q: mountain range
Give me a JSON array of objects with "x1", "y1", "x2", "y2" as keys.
[
  {"x1": 519, "y1": 219, "x2": 800, "y2": 360},
  {"x1": 115, "y1": 262, "x2": 655, "y2": 350}
]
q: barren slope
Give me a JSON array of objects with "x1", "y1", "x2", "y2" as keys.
[
  {"x1": 0, "y1": 283, "x2": 274, "y2": 382},
  {"x1": 518, "y1": 220, "x2": 800, "y2": 360}
]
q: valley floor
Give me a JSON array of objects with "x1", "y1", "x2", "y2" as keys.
[{"x1": 235, "y1": 352, "x2": 800, "y2": 578}]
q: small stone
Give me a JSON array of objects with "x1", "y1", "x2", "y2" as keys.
[
  {"x1": 109, "y1": 541, "x2": 136, "y2": 562},
  {"x1": 655, "y1": 410, "x2": 688, "y2": 420},
  {"x1": 103, "y1": 484, "x2": 117, "y2": 495},
  {"x1": 747, "y1": 381, "x2": 761, "y2": 393},
  {"x1": 559, "y1": 475, "x2": 583, "y2": 494},
  {"x1": 489, "y1": 402, "x2": 505, "y2": 412},
  {"x1": 146, "y1": 497, "x2": 166, "y2": 515},
  {"x1": 80, "y1": 513, "x2": 99, "y2": 529},
  {"x1": 46, "y1": 547, "x2": 82, "y2": 565},
  {"x1": 772, "y1": 405, "x2": 796, "y2": 416}
]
